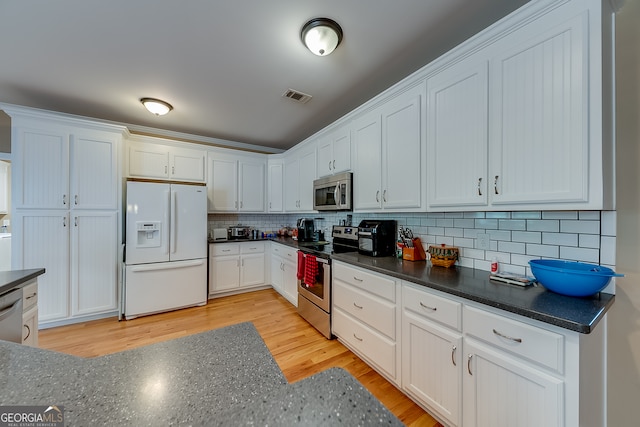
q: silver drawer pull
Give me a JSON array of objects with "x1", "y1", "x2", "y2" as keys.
[
  {"x1": 353, "y1": 276, "x2": 363, "y2": 282},
  {"x1": 467, "y1": 354, "x2": 473, "y2": 375},
  {"x1": 492, "y1": 328, "x2": 522, "y2": 343},
  {"x1": 353, "y1": 333, "x2": 363, "y2": 342},
  {"x1": 25, "y1": 293, "x2": 37, "y2": 300},
  {"x1": 353, "y1": 302, "x2": 363, "y2": 309},
  {"x1": 222, "y1": 249, "x2": 231, "y2": 252},
  {"x1": 419, "y1": 302, "x2": 437, "y2": 311}
]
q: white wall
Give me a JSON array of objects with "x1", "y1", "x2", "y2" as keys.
[{"x1": 609, "y1": 0, "x2": 640, "y2": 424}]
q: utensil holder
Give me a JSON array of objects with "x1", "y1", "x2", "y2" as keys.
[{"x1": 403, "y1": 238, "x2": 426, "y2": 261}]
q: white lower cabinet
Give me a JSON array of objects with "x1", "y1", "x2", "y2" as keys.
[
  {"x1": 208, "y1": 242, "x2": 266, "y2": 297},
  {"x1": 331, "y1": 263, "x2": 605, "y2": 427},
  {"x1": 402, "y1": 282, "x2": 462, "y2": 426},
  {"x1": 332, "y1": 261, "x2": 400, "y2": 385},
  {"x1": 269, "y1": 242, "x2": 298, "y2": 306},
  {"x1": 22, "y1": 280, "x2": 38, "y2": 347}
]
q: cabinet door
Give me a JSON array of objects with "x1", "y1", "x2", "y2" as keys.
[
  {"x1": 170, "y1": 147, "x2": 206, "y2": 182},
  {"x1": 129, "y1": 144, "x2": 169, "y2": 179},
  {"x1": 239, "y1": 160, "x2": 265, "y2": 212},
  {"x1": 70, "y1": 211, "x2": 118, "y2": 316},
  {"x1": 489, "y1": 12, "x2": 588, "y2": 206},
  {"x1": 269, "y1": 254, "x2": 284, "y2": 294},
  {"x1": 402, "y1": 310, "x2": 462, "y2": 426},
  {"x1": 70, "y1": 132, "x2": 118, "y2": 210},
  {"x1": 352, "y1": 110, "x2": 382, "y2": 210},
  {"x1": 381, "y1": 85, "x2": 424, "y2": 210},
  {"x1": 267, "y1": 161, "x2": 283, "y2": 212},
  {"x1": 22, "y1": 305, "x2": 38, "y2": 347},
  {"x1": 463, "y1": 339, "x2": 563, "y2": 427},
  {"x1": 0, "y1": 161, "x2": 8, "y2": 214},
  {"x1": 210, "y1": 256, "x2": 240, "y2": 291},
  {"x1": 14, "y1": 127, "x2": 69, "y2": 209},
  {"x1": 316, "y1": 136, "x2": 333, "y2": 178},
  {"x1": 332, "y1": 126, "x2": 352, "y2": 174},
  {"x1": 282, "y1": 260, "x2": 298, "y2": 306},
  {"x1": 208, "y1": 157, "x2": 238, "y2": 212},
  {"x1": 428, "y1": 59, "x2": 489, "y2": 208},
  {"x1": 13, "y1": 211, "x2": 70, "y2": 322},
  {"x1": 284, "y1": 156, "x2": 300, "y2": 211},
  {"x1": 298, "y1": 148, "x2": 316, "y2": 211},
  {"x1": 240, "y1": 253, "x2": 265, "y2": 287}
]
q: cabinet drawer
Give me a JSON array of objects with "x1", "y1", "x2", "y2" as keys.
[
  {"x1": 464, "y1": 305, "x2": 564, "y2": 373},
  {"x1": 334, "y1": 280, "x2": 396, "y2": 339},
  {"x1": 210, "y1": 243, "x2": 240, "y2": 256},
  {"x1": 241, "y1": 241, "x2": 265, "y2": 254},
  {"x1": 403, "y1": 283, "x2": 461, "y2": 331},
  {"x1": 333, "y1": 307, "x2": 397, "y2": 380},
  {"x1": 333, "y1": 262, "x2": 396, "y2": 302},
  {"x1": 22, "y1": 280, "x2": 38, "y2": 311},
  {"x1": 271, "y1": 243, "x2": 297, "y2": 261}
]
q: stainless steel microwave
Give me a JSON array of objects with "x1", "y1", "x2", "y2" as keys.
[{"x1": 313, "y1": 172, "x2": 353, "y2": 211}]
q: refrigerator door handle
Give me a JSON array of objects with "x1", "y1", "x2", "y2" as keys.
[
  {"x1": 163, "y1": 189, "x2": 171, "y2": 256},
  {"x1": 170, "y1": 190, "x2": 177, "y2": 254}
]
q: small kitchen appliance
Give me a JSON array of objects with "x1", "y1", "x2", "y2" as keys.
[
  {"x1": 212, "y1": 228, "x2": 228, "y2": 241},
  {"x1": 313, "y1": 172, "x2": 353, "y2": 211},
  {"x1": 228, "y1": 225, "x2": 250, "y2": 240},
  {"x1": 297, "y1": 218, "x2": 316, "y2": 242},
  {"x1": 357, "y1": 220, "x2": 397, "y2": 257}
]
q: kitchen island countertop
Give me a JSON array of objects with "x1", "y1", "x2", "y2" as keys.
[{"x1": 0, "y1": 268, "x2": 45, "y2": 295}]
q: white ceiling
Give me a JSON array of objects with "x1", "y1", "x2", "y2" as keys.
[{"x1": 0, "y1": 0, "x2": 529, "y2": 152}]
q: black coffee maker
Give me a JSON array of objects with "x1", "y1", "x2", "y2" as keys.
[{"x1": 297, "y1": 218, "x2": 315, "y2": 242}]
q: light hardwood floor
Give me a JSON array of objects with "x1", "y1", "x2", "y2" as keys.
[{"x1": 39, "y1": 289, "x2": 443, "y2": 426}]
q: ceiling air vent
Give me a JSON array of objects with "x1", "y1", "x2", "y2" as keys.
[{"x1": 283, "y1": 88, "x2": 312, "y2": 104}]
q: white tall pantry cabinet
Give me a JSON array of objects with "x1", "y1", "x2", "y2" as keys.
[{"x1": 7, "y1": 106, "x2": 125, "y2": 327}]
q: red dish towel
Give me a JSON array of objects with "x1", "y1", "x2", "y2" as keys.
[
  {"x1": 297, "y1": 251, "x2": 305, "y2": 280},
  {"x1": 304, "y1": 254, "x2": 318, "y2": 286}
]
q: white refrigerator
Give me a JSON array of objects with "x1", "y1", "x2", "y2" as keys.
[{"x1": 124, "y1": 181, "x2": 207, "y2": 319}]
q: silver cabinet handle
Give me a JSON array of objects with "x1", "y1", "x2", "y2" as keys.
[
  {"x1": 353, "y1": 333, "x2": 363, "y2": 342},
  {"x1": 240, "y1": 201, "x2": 243, "y2": 209},
  {"x1": 269, "y1": 202, "x2": 272, "y2": 209},
  {"x1": 353, "y1": 276, "x2": 363, "y2": 282},
  {"x1": 353, "y1": 302, "x2": 363, "y2": 309},
  {"x1": 328, "y1": 160, "x2": 332, "y2": 171},
  {"x1": 492, "y1": 328, "x2": 522, "y2": 343},
  {"x1": 172, "y1": 166, "x2": 175, "y2": 175},
  {"x1": 74, "y1": 195, "x2": 78, "y2": 205},
  {"x1": 383, "y1": 189, "x2": 387, "y2": 203},
  {"x1": 467, "y1": 354, "x2": 473, "y2": 375},
  {"x1": 376, "y1": 190, "x2": 380, "y2": 202},
  {"x1": 165, "y1": 165, "x2": 168, "y2": 174},
  {"x1": 419, "y1": 302, "x2": 437, "y2": 311},
  {"x1": 477, "y1": 177, "x2": 482, "y2": 196},
  {"x1": 63, "y1": 217, "x2": 67, "y2": 227},
  {"x1": 25, "y1": 293, "x2": 37, "y2": 301},
  {"x1": 235, "y1": 201, "x2": 238, "y2": 209},
  {"x1": 451, "y1": 345, "x2": 457, "y2": 367},
  {"x1": 333, "y1": 160, "x2": 336, "y2": 170},
  {"x1": 494, "y1": 175, "x2": 499, "y2": 195},
  {"x1": 62, "y1": 194, "x2": 67, "y2": 205},
  {"x1": 74, "y1": 217, "x2": 78, "y2": 227}
]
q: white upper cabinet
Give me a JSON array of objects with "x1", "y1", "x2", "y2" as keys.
[
  {"x1": 207, "y1": 151, "x2": 266, "y2": 213},
  {"x1": 128, "y1": 138, "x2": 205, "y2": 182},
  {"x1": 488, "y1": 9, "x2": 590, "y2": 207},
  {"x1": 317, "y1": 122, "x2": 351, "y2": 178},
  {"x1": 267, "y1": 158, "x2": 283, "y2": 212},
  {"x1": 12, "y1": 118, "x2": 121, "y2": 210},
  {"x1": 284, "y1": 144, "x2": 316, "y2": 212},
  {"x1": 427, "y1": 57, "x2": 489, "y2": 209},
  {"x1": 353, "y1": 82, "x2": 425, "y2": 212}
]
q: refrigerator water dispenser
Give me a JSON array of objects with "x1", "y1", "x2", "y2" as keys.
[{"x1": 136, "y1": 221, "x2": 161, "y2": 247}]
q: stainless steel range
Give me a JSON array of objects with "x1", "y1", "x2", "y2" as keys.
[{"x1": 297, "y1": 225, "x2": 358, "y2": 339}]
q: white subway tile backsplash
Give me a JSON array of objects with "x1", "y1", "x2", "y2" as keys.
[
  {"x1": 512, "y1": 231, "x2": 542, "y2": 244},
  {"x1": 498, "y1": 219, "x2": 526, "y2": 230},
  {"x1": 560, "y1": 246, "x2": 599, "y2": 263},
  {"x1": 526, "y1": 219, "x2": 559, "y2": 232},
  {"x1": 211, "y1": 209, "x2": 615, "y2": 281},
  {"x1": 542, "y1": 232, "x2": 578, "y2": 247},
  {"x1": 561, "y1": 220, "x2": 600, "y2": 234}
]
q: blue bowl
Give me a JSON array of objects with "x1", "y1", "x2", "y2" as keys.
[{"x1": 529, "y1": 259, "x2": 623, "y2": 297}]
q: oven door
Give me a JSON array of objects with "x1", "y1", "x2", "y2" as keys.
[{"x1": 297, "y1": 253, "x2": 330, "y2": 312}]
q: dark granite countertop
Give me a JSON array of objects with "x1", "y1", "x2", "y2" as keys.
[
  {"x1": 331, "y1": 252, "x2": 614, "y2": 334},
  {"x1": 0, "y1": 323, "x2": 401, "y2": 426},
  {"x1": 0, "y1": 268, "x2": 45, "y2": 296}
]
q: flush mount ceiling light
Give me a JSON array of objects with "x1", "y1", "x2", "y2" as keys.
[
  {"x1": 140, "y1": 98, "x2": 173, "y2": 116},
  {"x1": 301, "y1": 18, "x2": 343, "y2": 56}
]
